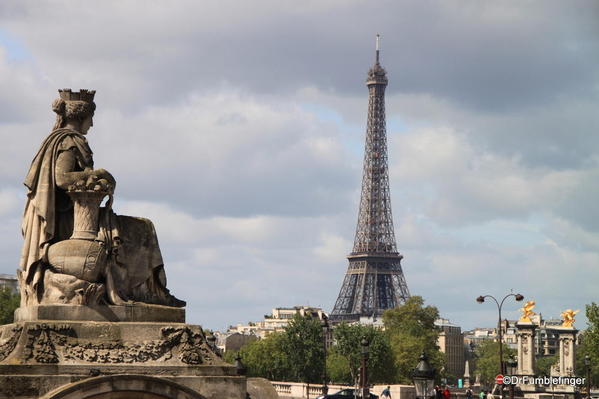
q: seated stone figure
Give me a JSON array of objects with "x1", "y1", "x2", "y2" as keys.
[{"x1": 18, "y1": 89, "x2": 185, "y2": 308}]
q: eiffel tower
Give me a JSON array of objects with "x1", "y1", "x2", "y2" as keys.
[{"x1": 330, "y1": 36, "x2": 410, "y2": 322}]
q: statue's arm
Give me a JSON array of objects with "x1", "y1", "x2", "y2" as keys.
[{"x1": 55, "y1": 150, "x2": 116, "y2": 189}]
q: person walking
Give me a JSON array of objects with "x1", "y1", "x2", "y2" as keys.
[
  {"x1": 466, "y1": 388, "x2": 473, "y2": 399},
  {"x1": 443, "y1": 386, "x2": 450, "y2": 399},
  {"x1": 381, "y1": 386, "x2": 391, "y2": 399},
  {"x1": 435, "y1": 386, "x2": 443, "y2": 399}
]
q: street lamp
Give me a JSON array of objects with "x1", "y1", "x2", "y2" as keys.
[
  {"x1": 476, "y1": 292, "x2": 524, "y2": 399},
  {"x1": 322, "y1": 314, "x2": 329, "y2": 395},
  {"x1": 507, "y1": 355, "x2": 517, "y2": 399},
  {"x1": 413, "y1": 352, "x2": 436, "y2": 399},
  {"x1": 360, "y1": 337, "x2": 370, "y2": 399},
  {"x1": 585, "y1": 355, "x2": 591, "y2": 399},
  {"x1": 235, "y1": 352, "x2": 246, "y2": 376}
]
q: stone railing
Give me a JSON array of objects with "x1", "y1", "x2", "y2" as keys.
[{"x1": 271, "y1": 382, "x2": 415, "y2": 399}]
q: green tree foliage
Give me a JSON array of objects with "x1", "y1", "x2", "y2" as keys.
[
  {"x1": 236, "y1": 332, "x2": 292, "y2": 380},
  {"x1": 226, "y1": 298, "x2": 446, "y2": 385},
  {"x1": 0, "y1": 288, "x2": 19, "y2": 325},
  {"x1": 472, "y1": 341, "x2": 515, "y2": 386},
  {"x1": 228, "y1": 315, "x2": 325, "y2": 382},
  {"x1": 326, "y1": 350, "x2": 353, "y2": 384},
  {"x1": 576, "y1": 302, "x2": 599, "y2": 386},
  {"x1": 535, "y1": 355, "x2": 557, "y2": 376},
  {"x1": 283, "y1": 314, "x2": 325, "y2": 383},
  {"x1": 382, "y1": 296, "x2": 444, "y2": 384},
  {"x1": 330, "y1": 323, "x2": 396, "y2": 384}
]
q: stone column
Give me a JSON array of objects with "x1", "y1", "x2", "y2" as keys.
[
  {"x1": 551, "y1": 327, "x2": 578, "y2": 393},
  {"x1": 516, "y1": 322, "x2": 537, "y2": 392}
]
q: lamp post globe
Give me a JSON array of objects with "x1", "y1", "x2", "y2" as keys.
[{"x1": 413, "y1": 352, "x2": 436, "y2": 399}]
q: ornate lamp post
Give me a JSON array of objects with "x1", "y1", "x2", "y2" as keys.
[
  {"x1": 322, "y1": 314, "x2": 329, "y2": 395},
  {"x1": 506, "y1": 355, "x2": 517, "y2": 399},
  {"x1": 476, "y1": 293, "x2": 524, "y2": 399},
  {"x1": 585, "y1": 355, "x2": 591, "y2": 399},
  {"x1": 413, "y1": 352, "x2": 436, "y2": 399},
  {"x1": 234, "y1": 352, "x2": 246, "y2": 376},
  {"x1": 360, "y1": 337, "x2": 370, "y2": 399}
]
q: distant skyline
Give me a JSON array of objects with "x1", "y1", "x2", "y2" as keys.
[{"x1": 0, "y1": 1, "x2": 598, "y2": 331}]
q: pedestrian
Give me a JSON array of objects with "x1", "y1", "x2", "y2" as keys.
[
  {"x1": 466, "y1": 388, "x2": 473, "y2": 399},
  {"x1": 479, "y1": 391, "x2": 486, "y2": 399},
  {"x1": 435, "y1": 386, "x2": 443, "y2": 399},
  {"x1": 381, "y1": 386, "x2": 391, "y2": 399},
  {"x1": 443, "y1": 386, "x2": 450, "y2": 399}
]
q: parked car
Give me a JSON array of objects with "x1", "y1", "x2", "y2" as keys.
[{"x1": 316, "y1": 388, "x2": 379, "y2": 399}]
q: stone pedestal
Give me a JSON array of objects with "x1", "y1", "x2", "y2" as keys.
[
  {"x1": 0, "y1": 305, "x2": 245, "y2": 399},
  {"x1": 516, "y1": 322, "x2": 538, "y2": 393}
]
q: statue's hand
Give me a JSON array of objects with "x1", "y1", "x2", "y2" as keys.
[{"x1": 93, "y1": 168, "x2": 116, "y2": 188}]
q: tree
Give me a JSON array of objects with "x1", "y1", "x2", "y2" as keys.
[
  {"x1": 330, "y1": 323, "x2": 396, "y2": 384},
  {"x1": 383, "y1": 296, "x2": 444, "y2": 383},
  {"x1": 472, "y1": 341, "x2": 515, "y2": 386},
  {"x1": 283, "y1": 314, "x2": 325, "y2": 383},
  {"x1": 535, "y1": 355, "x2": 557, "y2": 376},
  {"x1": 327, "y1": 350, "x2": 353, "y2": 384},
  {"x1": 576, "y1": 302, "x2": 599, "y2": 386},
  {"x1": 0, "y1": 288, "x2": 19, "y2": 325},
  {"x1": 225, "y1": 314, "x2": 326, "y2": 383},
  {"x1": 236, "y1": 332, "x2": 292, "y2": 381}
]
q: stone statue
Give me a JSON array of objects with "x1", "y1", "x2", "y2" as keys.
[
  {"x1": 18, "y1": 89, "x2": 185, "y2": 308},
  {"x1": 518, "y1": 300, "x2": 536, "y2": 323},
  {"x1": 560, "y1": 309, "x2": 579, "y2": 328}
]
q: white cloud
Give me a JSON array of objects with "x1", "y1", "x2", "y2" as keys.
[{"x1": 390, "y1": 127, "x2": 587, "y2": 225}]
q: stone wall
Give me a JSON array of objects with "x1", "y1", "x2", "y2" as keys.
[{"x1": 271, "y1": 382, "x2": 415, "y2": 399}]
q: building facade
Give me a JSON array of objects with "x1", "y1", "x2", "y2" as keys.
[
  {"x1": 0, "y1": 274, "x2": 18, "y2": 294},
  {"x1": 435, "y1": 318, "x2": 465, "y2": 379},
  {"x1": 227, "y1": 306, "x2": 327, "y2": 339}
]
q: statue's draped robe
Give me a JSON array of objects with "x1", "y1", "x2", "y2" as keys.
[{"x1": 20, "y1": 128, "x2": 172, "y2": 305}]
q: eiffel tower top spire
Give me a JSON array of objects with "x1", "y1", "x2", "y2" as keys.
[
  {"x1": 367, "y1": 34, "x2": 388, "y2": 86},
  {"x1": 352, "y1": 34, "x2": 397, "y2": 255}
]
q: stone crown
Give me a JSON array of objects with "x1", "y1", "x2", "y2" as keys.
[{"x1": 59, "y1": 88, "x2": 96, "y2": 103}]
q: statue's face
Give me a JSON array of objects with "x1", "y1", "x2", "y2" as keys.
[{"x1": 80, "y1": 115, "x2": 93, "y2": 134}]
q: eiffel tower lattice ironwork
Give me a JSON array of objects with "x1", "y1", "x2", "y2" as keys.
[{"x1": 330, "y1": 36, "x2": 410, "y2": 322}]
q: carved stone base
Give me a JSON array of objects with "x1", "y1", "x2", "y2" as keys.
[
  {"x1": 0, "y1": 320, "x2": 244, "y2": 399},
  {"x1": 15, "y1": 304, "x2": 185, "y2": 323}
]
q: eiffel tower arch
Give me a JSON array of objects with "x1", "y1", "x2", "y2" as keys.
[{"x1": 330, "y1": 36, "x2": 410, "y2": 323}]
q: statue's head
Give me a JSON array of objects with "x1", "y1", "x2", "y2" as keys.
[{"x1": 52, "y1": 89, "x2": 96, "y2": 134}]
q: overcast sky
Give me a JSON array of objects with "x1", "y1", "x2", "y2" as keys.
[{"x1": 0, "y1": 1, "x2": 598, "y2": 332}]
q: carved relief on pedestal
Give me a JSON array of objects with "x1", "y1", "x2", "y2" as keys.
[
  {"x1": 0, "y1": 326, "x2": 23, "y2": 362},
  {"x1": 21, "y1": 324, "x2": 221, "y2": 365},
  {"x1": 23, "y1": 324, "x2": 71, "y2": 363}
]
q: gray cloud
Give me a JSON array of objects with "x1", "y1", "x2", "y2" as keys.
[{"x1": 0, "y1": 1, "x2": 597, "y2": 331}]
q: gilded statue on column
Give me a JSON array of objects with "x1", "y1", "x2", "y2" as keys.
[
  {"x1": 560, "y1": 309, "x2": 579, "y2": 328},
  {"x1": 518, "y1": 300, "x2": 536, "y2": 323}
]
